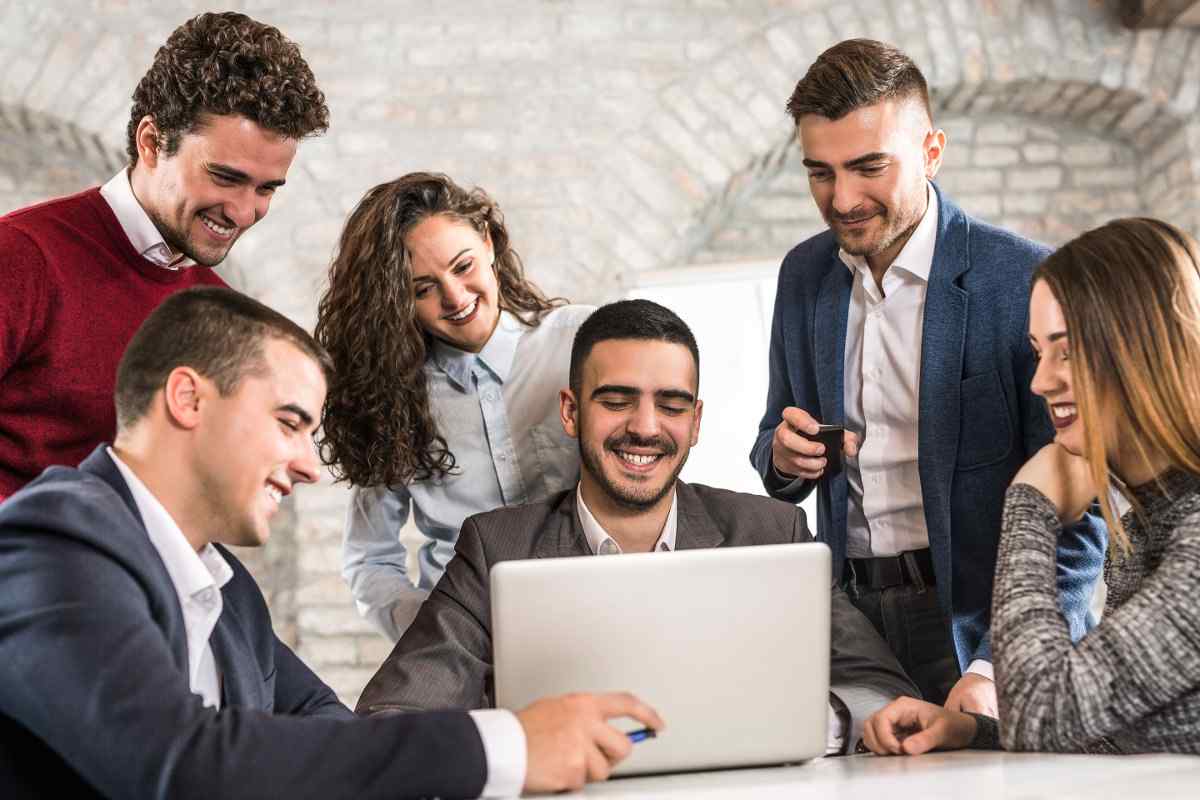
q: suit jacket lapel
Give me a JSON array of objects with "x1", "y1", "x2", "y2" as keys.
[
  {"x1": 814, "y1": 253, "x2": 853, "y2": 552},
  {"x1": 918, "y1": 185, "x2": 969, "y2": 602},
  {"x1": 672, "y1": 482, "x2": 724, "y2": 550},
  {"x1": 209, "y1": 597, "x2": 269, "y2": 710},
  {"x1": 534, "y1": 489, "x2": 592, "y2": 559}
]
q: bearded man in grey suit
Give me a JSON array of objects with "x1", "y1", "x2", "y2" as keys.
[{"x1": 358, "y1": 299, "x2": 919, "y2": 754}]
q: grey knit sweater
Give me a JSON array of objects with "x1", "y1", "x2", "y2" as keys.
[{"x1": 970, "y1": 470, "x2": 1200, "y2": 753}]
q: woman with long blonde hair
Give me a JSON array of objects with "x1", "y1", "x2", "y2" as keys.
[
  {"x1": 316, "y1": 173, "x2": 592, "y2": 641},
  {"x1": 863, "y1": 217, "x2": 1200, "y2": 754}
]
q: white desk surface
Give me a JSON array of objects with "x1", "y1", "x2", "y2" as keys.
[{"x1": 535, "y1": 751, "x2": 1200, "y2": 799}]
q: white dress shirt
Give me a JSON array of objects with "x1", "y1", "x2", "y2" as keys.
[
  {"x1": 108, "y1": 449, "x2": 526, "y2": 796},
  {"x1": 841, "y1": 183, "x2": 937, "y2": 560},
  {"x1": 837, "y1": 186, "x2": 992, "y2": 681},
  {"x1": 99, "y1": 169, "x2": 195, "y2": 269},
  {"x1": 108, "y1": 448, "x2": 230, "y2": 708}
]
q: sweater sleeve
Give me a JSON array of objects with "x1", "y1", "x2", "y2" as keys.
[
  {"x1": 993, "y1": 484, "x2": 1200, "y2": 752},
  {"x1": 0, "y1": 225, "x2": 49, "y2": 381}
]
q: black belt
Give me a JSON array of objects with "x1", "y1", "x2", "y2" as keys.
[{"x1": 846, "y1": 548, "x2": 936, "y2": 590}]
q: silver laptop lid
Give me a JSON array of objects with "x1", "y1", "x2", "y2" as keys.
[{"x1": 492, "y1": 542, "x2": 831, "y2": 776}]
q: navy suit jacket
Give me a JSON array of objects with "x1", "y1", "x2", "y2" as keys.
[
  {"x1": 750, "y1": 186, "x2": 1106, "y2": 669},
  {"x1": 0, "y1": 446, "x2": 486, "y2": 800}
]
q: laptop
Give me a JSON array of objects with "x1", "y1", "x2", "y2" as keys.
[{"x1": 491, "y1": 542, "x2": 831, "y2": 776}]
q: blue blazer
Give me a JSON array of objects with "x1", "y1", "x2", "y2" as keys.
[
  {"x1": 750, "y1": 186, "x2": 1106, "y2": 669},
  {"x1": 0, "y1": 446, "x2": 486, "y2": 800}
]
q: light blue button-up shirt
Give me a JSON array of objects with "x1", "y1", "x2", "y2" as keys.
[{"x1": 343, "y1": 305, "x2": 594, "y2": 642}]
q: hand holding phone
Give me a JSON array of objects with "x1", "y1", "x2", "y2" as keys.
[{"x1": 800, "y1": 424, "x2": 845, "y2": 476}]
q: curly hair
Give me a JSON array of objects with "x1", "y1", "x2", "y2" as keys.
[
  {"x1": 126, "y1": 11, "x2": 328, "y2": 163},
  {"x1": 315, "y1": 172, "x2": 565, "y2": 487}
]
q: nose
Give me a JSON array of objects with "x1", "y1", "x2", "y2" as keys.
[
  {"x1": 288, "y1": 437, "x2": 321, "y2": 487},
  {"x1": 440, "y1": 275, "x2": 470, "y2": 310},
  {"x1": 222, "y1": 188, "x2": 259, "y2": 229},
  {"x1": 1029, "y1": 352, "x2": 1061, "y2": 400},
  {"x1": 830, "y1": 174, "x2": 864, "y2": 217},
  {"x1": 626, "y1": 399, "x2": 661, "y2": 439}
]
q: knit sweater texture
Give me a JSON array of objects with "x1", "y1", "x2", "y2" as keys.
[
  {"x1": 971, "y1": 471, "x2": 1200, "y2": 752},
  {"x1": 0, "y1": 188, "x2": 227, "y2": 498}
]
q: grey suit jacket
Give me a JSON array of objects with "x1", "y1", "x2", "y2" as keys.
[{"x1": 357, "y1": 481, "x2": 919, "y2": 727}]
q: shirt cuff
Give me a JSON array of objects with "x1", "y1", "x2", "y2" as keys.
[
  {"x1": 965, "y1": 659, "x2": 994, "y2": 681},
  {"x1": 469, "y1": 709, "x2": 526, "y2": 798}
]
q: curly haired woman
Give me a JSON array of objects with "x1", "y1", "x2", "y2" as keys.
[{"x1": 316, "y1": 172, "x2": 593, "y2": 641}]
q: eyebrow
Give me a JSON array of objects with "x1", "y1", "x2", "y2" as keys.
[
  {"x1": 276, "y1": 403, "x2": 315, "y2": 428},
  {"x1": 207, "y1": 162, "x2": 287, "y2": 190},
  {"x1": 591, "y1": 385, "x2": 696, "y2": 404},
  {"x1": 801, "y1": 151, "x2": 890, "y2": 170},
  {"x1": 1029, "y1": 331, "x2": 1069, "y2": 344},
  {"x1": 411, "y1": 248, "x2": 474, "y2": 286}
]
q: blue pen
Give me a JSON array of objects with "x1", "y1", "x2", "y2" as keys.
[{"x1": 627, "y1": 727, "x2": 656, "y2": 743}]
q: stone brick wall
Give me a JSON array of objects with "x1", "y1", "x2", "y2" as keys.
[{"x1": 3, "y1": 0, "x2": 1200, "y2": 707}]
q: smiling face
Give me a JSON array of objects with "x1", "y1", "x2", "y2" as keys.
[
  {"x1": 191, "y1": 337, "x2": 325, "y2": 548},
  {"x1": 799, "y1": 98, "x2": 943, "y2": 270},
  {"x1": 561, "y1": 339, "x2": 702, "y2": 514},
  {"x1": 134, "y1": 113, "x2": 298, "y2": 266},
  {"x1": 1028, "y1": 279, "x2": 1088, "y2": 457},
  {"x1": 406, "y1": 213, "x2": 500, "y2": 353}
]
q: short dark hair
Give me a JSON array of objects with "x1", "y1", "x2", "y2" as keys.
[
  {"x1": 115, "y1": 287, "x2": 334, "y2": 430},
  {"x1": 126, "y1": 11, "x2": 329, "y2": 164},
  {"x1": 786, "y1": 38, "x2": 930, "y2": 125},
  {"x1": 568, "y1": 300, "x2": 700, "y2": 396}
]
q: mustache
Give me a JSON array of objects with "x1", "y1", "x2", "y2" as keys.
[
  {"x1": 605, "y1": 432, "x2": 678, "y2": 456},
  {"x1": 831, "y1": 206, "x2": 885, "y2": 225}
]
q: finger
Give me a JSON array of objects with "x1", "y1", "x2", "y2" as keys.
[
  {"x1": 777, "y1": 425, "x2": 825, "y2": 457},
  {"x1": 873, "y1": 708, "x2": 907, "y2": 755},
  {"x1": 843, "y1": 430, "x2": 860, "y2": 458},
  {"x1": 595, "y1": 692, "x2": 665, "y2": 732},
  {"x1": 862, "y1": 715, "x2": 883, "y2": 755},
  {"x1": 592, "y1": 722, "x2": 633, "y2": 766},
  {"x1": 584, "y1": 745, "x2": 612, "y2": 783},
  {"x1": 781, "y1": 406, "x2": 819, "y2": 435},
  {"x1": 943, "y1": 691, "x2": 962, "y2": 713},
  {"x1": 900, "y1": 724, "x2": 941, "y2": 756}
]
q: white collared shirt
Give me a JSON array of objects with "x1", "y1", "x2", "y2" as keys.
[
  {"x1": 840, "y1": 183, "x2": 937, "y2": 560},
  {"x1": 576, "y1": 484, "x2": 677, "y2": 554},
  {"x1": 107, "y1": 448, "x2": 230, "y2": 708},
  {"x1": 99, "y1": 170, "x2": 195, "y2": 270}
]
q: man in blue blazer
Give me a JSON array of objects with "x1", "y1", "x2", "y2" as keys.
[
  {"x1": 0, "y1": 287, "x2": 661, "y2": 799},
  {"x1": 750, "y1": 40, "x2": 1105, "y2": 717}
]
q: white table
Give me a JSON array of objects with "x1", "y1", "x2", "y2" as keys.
[{"x1": 534, "y1": 751, "x2": 1200, "y2": 799}]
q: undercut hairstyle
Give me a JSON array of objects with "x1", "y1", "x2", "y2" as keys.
[
  {"x1": 786, "y1": 38, "x2": 931, "y2": 125},
  {"x1": 126, "y1": 11, "x2": 329, "y2": 164},
  {"x1": 115, "y1": 287, "x2": 333, "y2": 430},
  {"x1": 568, "y1": 300, "x2": 700, "y2": 397},
  {"x1": 315, "y1": 172, "x2": 564, "y2": 487},
  {"x1": 1034, "y1": 218, "x2": 1200, "y2": 554}
]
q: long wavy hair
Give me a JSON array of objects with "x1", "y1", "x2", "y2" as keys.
[
  {"x1": 1034, "y1": 217, "x2": 1200, "y2": 552},
  {"x1": 315, "y1": 172, "x2": 564, "y2": 487}
]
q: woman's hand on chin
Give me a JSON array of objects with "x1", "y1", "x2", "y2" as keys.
[{"x1": 1013, "y1": 443, "x2": 1097, "y2": 524}]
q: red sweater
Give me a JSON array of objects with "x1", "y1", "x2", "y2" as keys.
[{"x1": 0, "y1": 188, "x2": 227, "y2": 499}]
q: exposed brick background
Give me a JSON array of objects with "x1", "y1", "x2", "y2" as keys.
[{"x1": 3, "y1": 0, "x2": 1198, "y2": 706}]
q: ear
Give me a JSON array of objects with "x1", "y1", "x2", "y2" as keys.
[
  {"x1": 135, "y1": 115, "x2": 162, "y2": 169},
  {"x1": 162, "y1": 366, "x2": 208, "y2": 430},
  {"x1": 923, "y1": 128, "x2": 946, "y2": 180},
  {"x1": 559, "y1": 388, "x2": 579, "y2": 439},
  {"x1": 481, "y1": 223, "x2": 496, "y2": 270},
  {"x1": 690, "y1": 398, "x2": 703, "y2": 447}
]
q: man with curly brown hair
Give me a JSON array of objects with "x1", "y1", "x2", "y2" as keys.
[{"x1": 0, "y1": 11, "x2": 329, "y2": 500}]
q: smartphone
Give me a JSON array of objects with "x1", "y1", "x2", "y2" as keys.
[{"x1": 800, "y1": 424, "x2": 844, "y2": 476}]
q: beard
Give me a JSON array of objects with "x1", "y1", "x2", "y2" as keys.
[
  {"x1": 146, "y1": 206, "x2": 232, "y2": 267},
  {"x1": 830, "y1": 193, "x2": 925, "y2": 259},
  {"x1": 578, "y1": 430, "x2": 687, "y2": 511}
]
